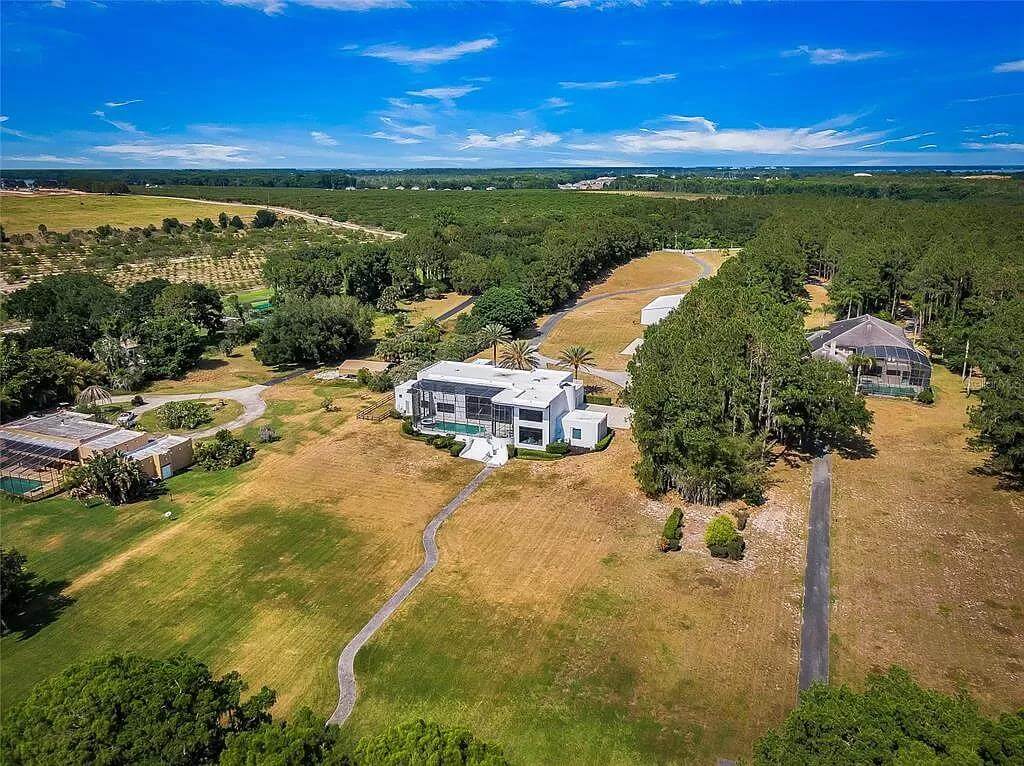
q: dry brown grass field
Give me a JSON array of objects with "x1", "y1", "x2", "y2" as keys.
[
  {"x1": 539, "y1": 250, "x2": 727, "y2": 370},
  {"x1": 1, "y1": 380, "x2": 481, "y2": 713},
  {"x1": 830, "y1": 367, "x2": 1024, "y2": 711},
  {"x1": 0, "y1": 192, "x2": 258, "y2": 233},
  {"x1": 804, "y1": 281, "x2": 833, "y2": 329},
  {"x1": 346, "y1": 433, "x2": 810, "y2": 764},
  {"x1": 142, "y1": 344, "x2": 276, "y2": 394},
  {"x1": 398, "y1": 292, "x2": 473, "y2": 323}
]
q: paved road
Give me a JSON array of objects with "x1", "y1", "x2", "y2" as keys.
[
  {"x1": 328, "y1": 464, "x2": 497, "y2": 726},
  {"x1": 534, "y1": 249, "x2": 715, "y2": 388},
  {"x1": 435, "y1": 295, "x2": 477, "y2": 322},
  {"x1": 798, "y1": 454, "x2": 832, "y2": 690},
  {"x1": 136, "y1": 194, "x2": 405, "y2": 240},
  {"x1": 111, "y1": 384, "x2": 268, "y2": 439}
]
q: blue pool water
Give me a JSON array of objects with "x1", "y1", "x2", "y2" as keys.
[
  {"x1": 0, "y1": 476, "x2": 43, "y2": 496},
  {"x1": 427, "y1": 422, "x2": 484, "y2": 436}
]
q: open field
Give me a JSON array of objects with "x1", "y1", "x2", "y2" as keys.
[
  {"x1": 0, "y1": 380, "x2": 481, "y2": 711},
  {"x1": 539, "y1": 250, "x2": 726, "y2": 370},
  {"x1": 398, "y1": 292, "x2": 473, "y2": 323},
  {"x1": 804, "y1": 281, "x2": 833, "y2": 329},
  {"x1": 344, "y1": 433, "x2": 809, "y2": 764},
  {"x1": 830, "y1": 367, "x2": 1024, "y2": 712},
  {"x1": 0, "y1": 192, "x2": 258, "y2": 233},
  {"x1": 141, "y1": 345, "x2": 277, "y2": 394}
]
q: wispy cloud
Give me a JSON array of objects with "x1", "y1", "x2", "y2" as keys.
[
  {"x1": 858, "y1": 131, "x2": 935, "y2": 150},
  {"x1": 361, "y1": 37, "x2": 497, "y2": 66},
  {"x1": 404, "y1": 154, "x2": 481, "y2": 164},
  {"x1": 0, "y1": 115, "x2": 38, "y2": 140},
  {"x1": 369, "y1": 131, "x2": 422, "y2": 144},
  {"x1": 93, "y1": 142, "x2": 250, "y2": 164},
  {"x1": 964, "y1": 141, "x2": 1024, "y2": 151},
  {"x1": 93, "y1": 109, "x2": 138, "y2": 133},
  {"x1": 537, "y1": 0, "x2": 646, "y2": 8},
  {"x1": 460, "y1": 129, "x2": 561, "y2": 150},
  {"x1": 613, "y1": 117, "x2": 884, "y2": 154},
  {"x1": 993, "y1": 59, "x2": 1024, "y2": 74},
  {"x1": 105, "y1": 99, "x2": 142, "y2": 108},
  {"x1": 980, "y1": 131, "x2": 1010, "y2": 139},
  {"x1": 406, "y1": 85, "x2": 479, "y2": 103},
  {"x1": 784, "y1": 45, "x2": 886, "y2": 65},
  {"x1": 918, "y1": 144, "x2": 937, "y2": 150},
  {"x1": 560, "y1": 72, "x2": 675, "y2": 89},
  {"x1": 6, "y1": 154, "x2": 88, "y2": 165},
  {"x1": 223, "y1": 0, "x2": 409, "y2": 14},
  {"x1": 310, "y1": 130, "x2": 338, "y2": 146},
  {"x1": 666, "y1": 115, "x2": 717, "y2": 132},
  {"x1": 379, "y1": 117, "x2": 436, "y2": 138},
  {"x1": 542, "y1": 96, "x2": 572, "y2": 109},
  {"x1": 952, "y1": 92, "x2": 1024, "y2": 104}
]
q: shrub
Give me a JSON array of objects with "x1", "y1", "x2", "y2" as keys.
[
  {"x1": 706, "y1": 514, "x2": 745, "y2": 560},
  {"x1": 321, "y1": 397, "x2": 334, "y2": 412},
  {"x1": 131, "y1": 394, "x2": 145, "y2": 406},
  {"x1": 367, "y1": 370, "x2": 393, "y2": 393},
  {"x1": 545, "y1": 440, "x2": 570, "y2": 455},
  {"x1": 585, "y1": 394, "x2": 613, "y2": 405},
  {"x1": 156, "y1": 400, "x2": 212, "y2": 430},
  {"x1": 659, "y1": 507, "x2": 684, "y2": 552},
  {"x1": 733, "y1": 507, "x2": 749, "y2": 531},
  {"x1": 193, "y1": 430, "x2": 255, "y2": 471},
  {"x1": 355, "y1": 367, "x2": 372, "y2": 386},
  {"x1": 401, "y1": 418, "x2": 417, "y2": 436},
  {"x1": 507, "y1": 444, "x2": 517, "y2": 459},
  {"x1": 515, "y1": 447, "x2": 562, "y2": 461},
  {"x1": 449, "y1": 443, "x2": 464, "y2": 457},
  {"x1": 916, "y1": 387, "x2": 935, "y2": 405},
  {"x1": 67, "y1": 452, "x2": 150, "y2": 505},
  {"x1": 257, "y1": 425, "x2": 279, "y2": 444},
  {"x1": 593, "y1": 431, "x2": 614, "y2": 452}
]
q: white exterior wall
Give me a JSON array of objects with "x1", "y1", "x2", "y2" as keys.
[
  {"x1": 394, "y1": 380, "x2": 414, "y2": 416},
  {"x1": 561, "y1": 415, "x2": 606, "y2": 449},
  {"x1": 512, "y1": 406, "x2": 549, "y2": 449}
]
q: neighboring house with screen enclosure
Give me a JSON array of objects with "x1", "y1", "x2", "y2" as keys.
[
  {"x1": 808, "y1": 314, "x2": 932, "y2": 396},
  {"x1": 394, "y1": 360, "x2": 608, "y2": 450}
]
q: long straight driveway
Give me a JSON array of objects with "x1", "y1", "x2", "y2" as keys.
[{"x1": 798, "y1": 454, "x2": 832, "y2": 690}]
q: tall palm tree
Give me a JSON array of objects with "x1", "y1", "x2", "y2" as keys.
[
  {"x1": 558, "y1": 344, "x2": 595, "y2": 380},
  {"x1": 846, "y1": 352, "x2": 874, "y2": 392},
  {"x1": 478, "y1": 323, "x2": 511, "y2": 364},
  {"x1": 499, "y1": 339, "x2": 541, "y2": 371}
]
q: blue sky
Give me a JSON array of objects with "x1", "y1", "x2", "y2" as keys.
[{"x1": 2, "y1": 0, "x2": 1022, "y2": 168}]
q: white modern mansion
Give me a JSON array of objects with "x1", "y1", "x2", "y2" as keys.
[{"x1": 395, "y1": 360, "x2": 608, "y2": 450}]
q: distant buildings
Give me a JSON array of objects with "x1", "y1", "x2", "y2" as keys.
[{"x1": 557, "y1": 176, "x2": 617, "y2": 191}]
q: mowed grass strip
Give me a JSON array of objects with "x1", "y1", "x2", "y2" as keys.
[
  {"x1": 0, "y1": 383, "x2": 480, "y2": 713},
  {"x1": 345, "y1": 436, "x2": 808, "y2": 764},
  {"x1": 830, "y1": 366, "x2": 1024, "y2": 712},
  {"x1": 0, "y1": 193, "x2": 258, "y2": 233}
]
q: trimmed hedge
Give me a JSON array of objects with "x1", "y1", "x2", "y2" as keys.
[
  {"x1": 659, "y1": 507, "x2": 684, "y2": 552},
  {"x1": 516, "y1": 447, "x2": 563, "y2": 461},
  {"x1": 449, "y1": 443, "x2": 464, "y2": 457},
  {"x1": 545, "y1": 440, "x2": 570, "y2": 455},
  {"x1": 593, "y1": 430, "x2": 615, "y2": 451},
  {"x1": 585, "y1": 394, "x2": 613, "y2": 405}
]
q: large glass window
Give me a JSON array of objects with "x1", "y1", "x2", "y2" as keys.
[
  {"x1": 466, "y1": 395, "x2": 492, "y2": 420},
  {"x1": 518, "y1": 426, "x2": 543, "y2": 446},
  {"x1": 571, "y1": 428, "x2": 582, "y2": 440},
  {"x1": 519, "y1": 408, "x2": 543, "y2": 423}
]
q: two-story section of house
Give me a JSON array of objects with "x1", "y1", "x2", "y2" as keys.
[{"x1": 394, "y1": 360, "x2": 608, "y2": 450}]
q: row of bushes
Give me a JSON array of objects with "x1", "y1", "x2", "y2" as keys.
[
  {"x1": 658, "y1": 508, "x2": 746, "y2": 559},
  {"x1": 400, "y1": 419, "x2": 464, "y2": 457}
]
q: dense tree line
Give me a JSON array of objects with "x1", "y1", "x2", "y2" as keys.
[{"x1": 1, "y1": 653, "x2": 508, "y2": 765}]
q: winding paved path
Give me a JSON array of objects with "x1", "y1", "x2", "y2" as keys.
[
  {"x1": 534, "y1": 248, "x2": 717, "y2": 387},
  {"x1": 798, "y1": 454, "x2": 832, "y2": 690},
  {"x1": 328, "y1": 464, "x2": 497, "y2": 725},
  {"x1": 110, "y1": 385, "x2": 268, "y2": 439}
]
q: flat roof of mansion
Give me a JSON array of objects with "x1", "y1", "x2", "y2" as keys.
[{"x1": 417, "y1": 360, "x2": 574, "y2": 409}]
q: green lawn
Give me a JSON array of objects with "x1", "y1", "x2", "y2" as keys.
[{"x1": 137, "y1": 400, "x2": 244, "y2": 434}]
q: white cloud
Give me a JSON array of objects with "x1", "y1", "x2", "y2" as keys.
[
  {"x1": 566, "y1": 142, "x2": 605, "y2": 151},
  {"x1": 93, "y1": 109, "x2": 138, "y2": 133},
  {"x1": 361, "y1": 37, "x2": 497, "y2": 66},
  {"x1": 6, "y1": 154, "x2": 87, "y2": 165},
  {"x1": 537, "y1": 0, "x2": 645, "y2": 8},
  {"x1": 784, "y1": 45, "x2": 886, "y2": 65},
  {"x1": 460, "y1": 129, "x2": 561, "y2": 150},
  {"x1": 223, "y1": 0, "x2": 408, "y2": 14},
  {"x1": 858, "y1": 131, "x2": 934, "y2": 149},
  {"x1": 93, "y1": 142, "x2": 250, "y2": 164},
  {"x1": 953, "y1": 92, "x2": 1024, "y2": 104},
  {"x1": 666, "y1": 115, "x2": 717, "y2": 132},
  {"x1": 310, "y1": 130, "x2": 338, "y2": 146},
  {"x1": 406, "y1": 85, "x2": 478, "y2": 102},
  {"x1": 918, "y1": 144, "x2": 937, "y2": 150},
  {"x1": 560, "y1": 72, "x2": 675, "y2": 89},
  {"x1": 980, "y1": 132, "x2": 1010, "y2": 139},
  {"x1": 369, "y1": 131, "x2": 422, "y2": 144},
  {"x1": 105, "y1": 99, "x2": 142, "y2": 108},
  {"x1": 543, "y1": 96, "x2": 571, "y2": 109},
  {"x1": 379, "y1": 117, "x2": 436, "y2": 138},
  {"x1": 0, "y1": 116, "x2": 33, "y2": 139},
  {"x1": 993, "y1": 59, "x2": 1024, "y2": 74},
  {"x1": 964, "y1": 141, "x2": 1024, "y2": 151},
  {"x1": 614, "y1": 121, "x2": 885, "y2": 154}
]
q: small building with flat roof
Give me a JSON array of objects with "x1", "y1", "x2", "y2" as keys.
[{"x1": 641, "y1": 294, "x2": 685, "y2": 326}]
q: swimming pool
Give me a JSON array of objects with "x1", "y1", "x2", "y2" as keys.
[
  {"x1": 0, "y1": 476, "x2": 43, "y2": 496},
  {"x1": 425, "y1": 421, "x2": 485, "y2": 436}
]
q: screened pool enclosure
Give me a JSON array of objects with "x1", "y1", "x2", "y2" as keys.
[{"x1": 409, "y1": 379, "x2": 514, "y2": 439}]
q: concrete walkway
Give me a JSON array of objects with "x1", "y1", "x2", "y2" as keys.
[
  {"x1": 111, "y1": 384, "x2": 268, "y2": 439},
  {"x1": 328, "y1": 464, "x2": 497, "y2": 726},
  {"x1": 798, "y1": 454, "x2": 832, "y2": 690},
  {"x1": 534, "y1": 249, "x2": 715, "y2": 388}
]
